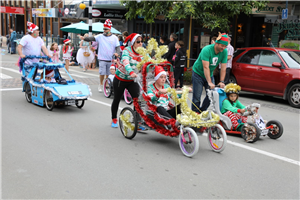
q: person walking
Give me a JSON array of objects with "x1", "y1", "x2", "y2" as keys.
[
  {"x1": 223, "y1": 36, "x2": 234, "y2": 84},
  {"x1": 111, "y1": 33, "x2": 144, "y2": 128},
  {"x1": 17, "y1": 22, "x2": 51, "y2": 65},
  {"x1": 173, "y1": 40, "x2": 186, "y2": 89},
  {"x1": 191, "y1": 33, "x2": 228, "y2": 113},
  {"x1": 9, "y1": 28, "x2": 17, "y2": 54},
  {"x1": 163, "y1": 33, "x2": 177, "y2": 63},
  {"x1": 6, "y1": 34, "x2": 10, "y2": 53},
  {"x1": 84, "y1": 19, "x2": 120, "y2": 92}
]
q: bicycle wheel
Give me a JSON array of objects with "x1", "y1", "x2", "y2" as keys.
[
  {"x1": 103, "y1": 78, "x2": 112, "y2": 98},
  {"x1": 266, "y1": 120, "x2": 283, "y2": 139},
  {"x1": 178, "y1": 127, "x2": 199, "y2": 158},
  {"x1": 24, "y1": 82, "x2": 32, "y2": 103},
  {"x1": 241, "y1": 122, "x2": 260, "y2": 143},
  {"x1": 75, "y1": 100, "x2": 85, "y2": 109},
  {"x1": 124, "y1": 89, "x2": 133, "y2": 105},
  {"x1": 207, "y1": 124, "x2": 227, "y2": 153},
  {"x1": 44, "y1": 90, "x2": 54, "y2": 111},
  {"x1": 119, "y1": 107, "x2": 138, "y2": 139}
]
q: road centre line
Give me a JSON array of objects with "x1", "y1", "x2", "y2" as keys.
[
  {"x1": 0, "y1": 66, "x2": 21, "y2": 74},
  {"x1": 0, "y1": 73, "x2": 13, "y2": 79},
  {"x1": 1, "y1": 88, "x2": 299, "y2": 166}
]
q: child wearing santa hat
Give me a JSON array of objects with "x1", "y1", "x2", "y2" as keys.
[
  {"x1": 62, "y1": 39, "x2": 74, "y2": 72},
  {"x1": 39, "y1": 69, "x2": 56, "y2": 83},
  {"x1": 108, "y1": 64, "x2": 116, "y2": 82},
  {"x1": 147, "y1": 66, "x2": 181, "y2": 120}
]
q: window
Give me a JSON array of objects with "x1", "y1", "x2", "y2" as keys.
[
  {"x1": 233, "y1": 49, "x2": 245, "y2": 58},
  {"x1": 258, "y1": 50, "x2": 281, "y2": 67},
  {"x1": 279, "y1": 51, "x2": 300, "y2": 69},
  {"x1": 239, "y1": 50, "x2": 261, "y2": 65}
]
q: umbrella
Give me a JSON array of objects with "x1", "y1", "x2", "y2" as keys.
[
  {"x1": 176, "y1": 28, "x2": 184, "y2": 35},
  {"x1": 60, "y1": 21, "x2": 89, "y2": 34},
  {"x1": 76, "y1": 22, "x2": 121, "y2": 34}
]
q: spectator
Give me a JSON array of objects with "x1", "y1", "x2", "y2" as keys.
[
  {"x1": 62, "y1": 39, "x2": 74, "y2": 71},
  {"x1": 191, "y1": 33, "x2": 228, "y2": 113},
  {"x1": 122, "y1": 31, "x2": 129, "y2": 41},
  {"x1": 163, "y1": 33, "x2": 177, "y2": 63},
  {"x1": 160, "y1": 35, "x2": 169, "y2": 46},
  {"x1": 9, "y1": 28, "x2": 17, "y2": 54},
  {"x1": 173, "y1": 40, "x2": 186, "y2": 89},
  {"x1": 220, "y1": 36, "x2": 234, "y2": 84},
  {"x1": 6, "y1": 34, "x2": 10, "y2": 53}
]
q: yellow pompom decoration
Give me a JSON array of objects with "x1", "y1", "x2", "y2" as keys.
[
  {"x1": 224, "y1": 83, "x2": 241, "y2": 94},
  {"x1": 167, "y1": 86, "x2": 220, "y2": 128},
  {"x1": 120, "y1": 113, "x2": 135, "y2": 136},
  {"x1": 79, "y1": 3, "x2": 86, "y2": 10},
  {"x1": 135, "y1": 38, "x2": 169, "y2": 71}
]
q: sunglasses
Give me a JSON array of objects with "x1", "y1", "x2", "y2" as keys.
[{"x1": 136, "y1": 40, "x2": 142, "y2": 44}]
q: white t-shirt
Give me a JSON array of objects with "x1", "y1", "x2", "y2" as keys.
[
  {"x1": 108, "y1": 74, "x2": 115, "y2": 82},
  {"x1": 95, "y1": 34, "x2": 119, "y2": 61},
  {"x1": 19, "y1": 35, "x2": 44, "y2": 65}
]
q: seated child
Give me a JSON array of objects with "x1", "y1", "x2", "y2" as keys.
[
  {"x1": 221, "y1": 83, "x2": 247, "y2": 131},
  {"x1": 108, "y1": 65, "x2": 116, "y2": 82},
  {"x1": 147, "y1": 66, "x2": 181, "y2": 120},
  {"x1": 40, "y1": 69, "x2": 56, "y2": 83}
]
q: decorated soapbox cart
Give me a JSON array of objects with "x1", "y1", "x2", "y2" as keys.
[{"x1": 19, "y1": 56, "x2": 91, "y2": 111}]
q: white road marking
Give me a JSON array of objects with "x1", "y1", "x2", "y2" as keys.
[
  {"x1": 1, "y1": 88, "x2": 299, "y2": 166},
  {"x1": 69, "y1": 69, "x2": 99, "y2": 77},
  {"x1": 0, "y1": 73, "x2": 13, "y2": 79},
  {"x1": 0, "y1": 66, "x2": 21, "y2": 74}
]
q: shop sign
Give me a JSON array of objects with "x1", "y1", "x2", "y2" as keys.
[
  {"x1": 58, "y1": 5, "x2": 85, "y2": 18},
  {"x1": 0, "y1": 6, "x2": 24, "y2": 15},
  {"x1": 281, "y1": 42, "x2": 300, "y2": 50},
  {"x1": 32, "y1": 8, "x2": 57, "y2": 17},
  {"x1": 276, "y1": 22, "x2": 300, "y2": 39},
  {"x1": 252, "y1": 3, "x2": 292, "y2": 15},
  {"x1": 86, "y1": 8, "x2": 125, "y2": 19}
]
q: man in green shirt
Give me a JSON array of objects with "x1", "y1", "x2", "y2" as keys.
[{"x1": 192, "y1": 33, "x2": 229, "y2": 112}]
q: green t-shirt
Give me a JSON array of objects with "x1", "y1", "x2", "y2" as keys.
[{"x1": 193, "y1": 44, "x2": 228, "y2": 78}]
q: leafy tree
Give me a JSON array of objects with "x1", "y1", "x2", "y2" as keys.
[{"x1": 121, "y1": 1, "x2": 268, "y2": 31}]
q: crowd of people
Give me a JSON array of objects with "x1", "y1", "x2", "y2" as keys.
[{"x1": 17, "y1": 19, "x2": 240, "y2": 130}]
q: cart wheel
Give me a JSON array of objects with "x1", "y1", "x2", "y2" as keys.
[
  {"x1": 207, "y1": 124, "x2": 227, "y2": 153},
  {"x1": 241, "y1": 123, "x2": 260, "y2": 143},
  {"x1": 179, "y1": 127, "x2": 199, "y2": 157},
  {"x1": 103, "y1": 78, "x2": 112, "y2": 98},
  {"x1": 266, "y1": 120, "x2": 283, "y2": 139},
  {"x1": 124, "y1": 89, "x2": 133, "y2": 105},
  {"x1": 75, "y1": 100, "x2": 85, "y2": 109},
  {"x1": 119, "y1": 107, "x2": 137, "y2": 139},
  {"x1": 24, "y1": 82, "x2": 32, "y2": 103},
  {"x1": 44, "y1": 90, "x2": 54, "y2": 111}
]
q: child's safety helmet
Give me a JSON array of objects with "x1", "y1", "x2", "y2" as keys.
[{"x1": 224, "y1": 83, "x2": 241, "y2": 95}]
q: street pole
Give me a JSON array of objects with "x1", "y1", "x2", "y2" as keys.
[{"x1": 89, "y1": 0, "x2": 92, "y2": 37}]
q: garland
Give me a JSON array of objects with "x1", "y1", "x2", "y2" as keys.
[
  {"x1": 119, "y1": 113, "x2": 135, "y2": 136},
  {"x1": 19, "y1": 56, "x2": 64, "y2": 72}
]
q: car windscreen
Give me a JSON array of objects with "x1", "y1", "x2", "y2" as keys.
[{"x1": 279, "y1": 51, "x2": 300, "y2": 69}]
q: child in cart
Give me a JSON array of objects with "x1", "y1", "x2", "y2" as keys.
[
  {"x1": 221, "y1": 83, "x2": 247, "y2": 131},
  {"x1": 39, "y1": 69, "x2": 56, "y2": 83},
  {"x1": 108, "y1": 64, "x2": 116, "y2": 82}
]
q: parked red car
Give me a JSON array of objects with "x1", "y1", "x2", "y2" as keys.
[{"x1": 230, "y1": 47, "x2": 300, "y2": 108}]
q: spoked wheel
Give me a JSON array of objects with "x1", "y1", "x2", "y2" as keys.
[
  {"x1": 266, "y1": 120, "x2": 283, "y2": 139},
  {"x1": 119, "y1": 107, "x2": 138, "y2": 139},
  {"x1": 241, "y1": 122, "x2": 260, "y2": 143},
  {"x1": 103, "y1": 78, "x2": 112, "y2": 98},
  {"x1": 124, "y1": 89, "x2": 133, "y2": 105},
  {"x1": 75, "y1": 100, "x2": 85, "y2": 109},
  {"x1": 207, "y1": 124, "x2": 227, "y2": 153},
  {"x1": 178, "y1": 127, "x2": 199, "y2": 158},
  {"x1": 24, "y1": 82, "x2": 32, "y2": 103},
  {"x1": 44, "y1": 90, "x2": 54, "y2": 111}
]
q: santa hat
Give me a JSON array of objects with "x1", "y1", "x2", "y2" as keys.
[
  {"x1": 104, "y1": 19, "x2": 112, "y2": 30},
  {"x1": 123, "y1": 33, "x2": 142, "y2": 47},
  {"x1": 110, "y1": 65, "x2": 116, "y2": 70},
  {"x1": 27, "y1": 21, "x2": 39, "y2": 32},
  {"x1": 215, "y1": 32, "x2": 229, "y2": 46},
  {"x1": 154, "y1": 66, "x2": 167, "y2": 81},
  {"x1": 45, "y1": 69, "x2": 54, "y2": 77},
  {"x1": 63, "y1": 39, "x2": 71, "y2": 44}
]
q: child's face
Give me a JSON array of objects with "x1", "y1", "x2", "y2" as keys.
[
  {"x1": 110, "y1": 68, "x2": 116, "y2": 75},
  {"x1": 229, "y1": 93, "x2": 238, "y2": 102},
  {"x1": 54, "y1": 43, "x2": 58, "y2": 49},
  {"x1": 175, "y1": 43, "x2": 180, "y2": 49},
  {"x1": 156, "y1": 74, "x2": 166, "y2": 86}
]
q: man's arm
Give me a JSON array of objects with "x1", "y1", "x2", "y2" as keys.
[
  {"x1": 219, "y1": 63, "x2": 226, "y2": 87},
  {"x1": 202, "y1": 60, "x2": 213, "y2": 87},
  {"x1": 115, "y1": 46, "x2": 120, "y2": 57},
  {"x1": 17, "y1": 44, "x2": 25, "y2": 58},
  {"x1": 227, "y1": 55, "x2": 232, "y2": 60},
  {"x1": 41, "y1": 45, "x2": 51, "y2": 57}
]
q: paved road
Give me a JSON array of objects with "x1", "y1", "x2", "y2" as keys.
[{"x1": 1, "y1": 48, "x2": 299, "y2": 199}]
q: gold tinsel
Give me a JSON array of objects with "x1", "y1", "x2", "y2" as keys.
[
  {"x1": 224, "y1": 83, "x2": 241, "y2": 94},
  {"x1": 167, "y1": 86, "x2": 220, "y2": 128},
  {"x1": 135, "y1": 38, "x2": 169, "y2": 71},
  {"x1": 120, "y1": 113, "x2": 135, "y2": 136}
]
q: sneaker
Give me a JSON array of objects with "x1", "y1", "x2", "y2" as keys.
[
  {"x1": 138, "y1": 126, "x2": 147, "y2": 131},
  {"x1": 111, "y1": 118, "x2": 118, "y2": 128},
  {"x1": 98, "y1": 85, "x2": 103, "y2": 93}
]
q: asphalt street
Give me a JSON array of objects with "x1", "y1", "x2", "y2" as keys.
[{"x1": 1, "y1": 48, "x2": 299, "y2": 199}]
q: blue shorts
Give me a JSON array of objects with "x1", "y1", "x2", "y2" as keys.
[{"x1": 99, "y1": 60, "x2": 112, "y2": 75}]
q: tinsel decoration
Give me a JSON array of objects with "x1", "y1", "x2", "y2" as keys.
[
  {"x1": 119, "y1": 113, "x2": 135, "y2": 136},
  {"x1": 224, "y1": 83, "x2": 241, "y2": 94}
]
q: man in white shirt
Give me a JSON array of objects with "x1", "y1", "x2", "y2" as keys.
[{"x1": 224, "y1": 37, "x2": 234, "y2": 84}]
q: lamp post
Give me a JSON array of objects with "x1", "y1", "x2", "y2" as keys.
[{"x1": 79, "y1": 0, "x2": 92, "y2": 36}]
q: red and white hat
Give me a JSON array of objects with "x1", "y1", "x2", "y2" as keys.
[
  {"x1": 63, "y1": 39, "x2": 71, "y2": 44},
  {"x1": 104, "y1": 19, "x2": 112, "y2": 30},
  {"x1": 45, "y1": 69, "x2": 54, "y2": 77},
  {"x1": 123, "y1": 33, "x2": 142, "y2": 47},
  {"x1": 27, "y1": 21, "x2": 39, "y2": 32},
  {"x1": 110, "y1": 64, "x2": 116, "y2": 70},
  {"x1": 154, "y1": 66, "x2": 167, "y2": 81}
]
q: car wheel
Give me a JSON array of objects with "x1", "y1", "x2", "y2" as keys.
[
  {"x1": 228, "y1": 75, "x2": 237, "y2": 84},
  {"x1": 287, "y1": 83, "x2": 300, "y2": 108},
  {"x1": 24, "y1": 82, "x2": 32, "y2": 103},
  {"x1": 44, "y1": 90, "x2": 54, "y2": 111}
]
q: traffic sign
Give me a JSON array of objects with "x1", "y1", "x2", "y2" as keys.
[{"x1": 282, "y1": 8, "x2": 288, "y2": 20}]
